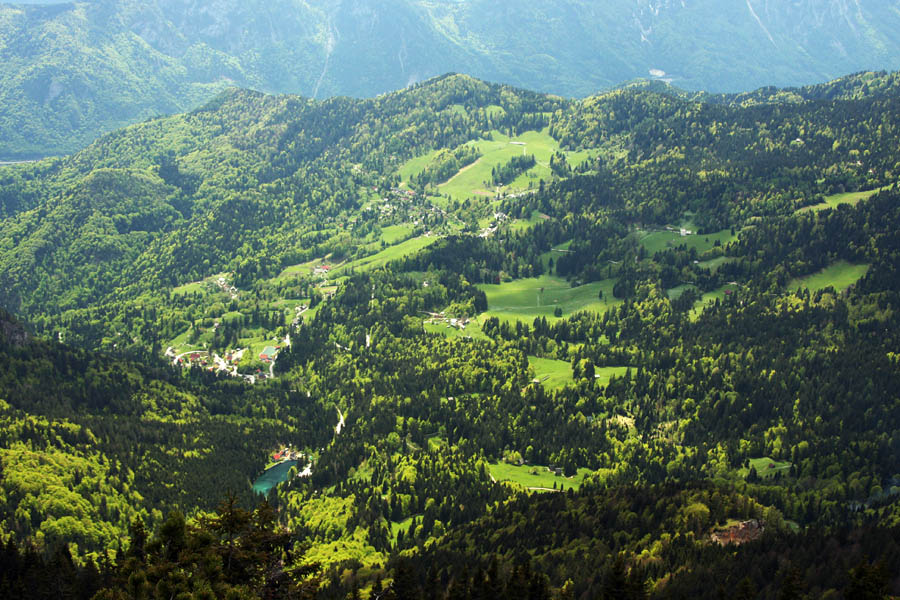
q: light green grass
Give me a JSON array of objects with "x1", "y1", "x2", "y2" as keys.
[
  {"x1": 390, "y1": 517, "x2": 415, "y2": 541},
  {"x1": 478, "y1": 275, "x2": 619, "y2": 324},
  {"x1": 509, "y1": 210, "x2": 550, "y2": 233},
  {"x1": 593, "y1": 366, "x2": 629, "y2": 387},
  {"x1": 788, "y1": 261, "x2": 870, "y2": 292},
  {"x1": 437, "y1": 129, "x2": 561, "y2": 200},
  {"x1": 696, "y1": 256, "x2": 735, "y2": 273},
  {"x1": 331, "y1": 236, "x2": 438, "y2": 274},
  {"x1": 274, "y1": 258, "x2": 322, "y2": 282},
  {"x1": 398, "y1": 149, "x2": 442, "y2": 181},
  {"x1": 638, "y1": 227, "x2": 737, "y2": 256},
  {"x1": 667, "y1": 284, "x2": 698, "y2": 300},
  {"x1": 380, "y1": 224, "x2": 415, "y2": 244},
  {"x1": 528, "y1": 356, "x2": 572, "y2": 390},
  {"x1": 797, "y1": 185, "x2": 891, "y2": 213},
  {"x1": 740, "y1": 457, "x2": 792, "y2": 480},
  {"x1": 171, "y1": 280, "x2": 209, "y2": 296},
  {"x1": 488, "y1": 462, "x2": 591, "y2": 492}
]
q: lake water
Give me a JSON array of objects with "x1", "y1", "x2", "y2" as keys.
[{"x1": 252, "y1": 460, "x2": 298, "y2": 496}]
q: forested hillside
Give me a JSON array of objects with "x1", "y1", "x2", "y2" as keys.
[
  {"x1": 1, "y1": 72, "x2": 900, "y2": 598},
  {"x1": 3, "y1": 0, "x2": 900, "y2": 157}
]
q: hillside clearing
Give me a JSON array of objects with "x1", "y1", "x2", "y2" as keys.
[{"x1": 789, "y1": 261, "x2": 869, "y2": 292}]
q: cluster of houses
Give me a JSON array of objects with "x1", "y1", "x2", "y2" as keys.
[
  {"x1": 423, "y1": 311, "x2": 471, "y2": 330},
  {"x1": 663, "y1": 225, "x2": 694, "y2": 237},
  {"x1": 710, "y1": 519, "x2": 765, "y2": 546},
  {"x1": 216, "y1": 276, "x2": 239, "y2": 299},
  {"x1": 271, "y1": 447, "x2": 303, "y2": 462}
]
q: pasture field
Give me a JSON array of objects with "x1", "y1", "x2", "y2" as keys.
[
  {"x1": 379, "y1": 224, "x2": 416, "y2": 244},
  {"x1": 696, "y1": 256, "x2": 735, "y2": 273},
  {"x1": 528, "y1": 356, "x2": 573, "y2": 390},
  {"x1": 397, "y1": 128, "x2": 596, "y2": 201},
  {"x1": 172, "y1": 273, "x2": 230, "y2": 297},
  {"x1": 331, "y1": 235, "x2": 439, "y2": 274},
  {"x1": 477, "y1": 275, "x2": 619, "y2": 323},
  {"x1": 666, "y1": 284, "x2": 698, "y2": 300},
  {"x1": 437, "y1": 130, "x2": 557, "y2": 199},
  {"x1": 509, "y1": 209, "x2": 550, "y2": 233},
  {"x1": 638, "y1": 227, "x2": 737, "y2": 256},
  {"x1": 274, "y1": 258, "x2": 322, "y2": 281},
  {"x1": 397, "y1": 148, "x2": 441, "y2": 182},
  {"x1": 740, "y1": 457, "x2": 792, "y2": 480},
  {"x1": 788, "y1": 261, "x2": 870, "y2": 292},
  {"x1": 796, "y1": 185, "x2": 891, "y2": 213},
  {"x1": 171, "y1": 280, "x2": 209, "y2": 296},
  {"x1": 488, "y1": 462, "x2": 592, "y2": 492},
  {"x1": 593, "y1": 366, "x2": 630, "y2": 387}
]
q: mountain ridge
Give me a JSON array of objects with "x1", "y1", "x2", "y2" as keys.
[{"x1": 3, "y1": 0, "x2": 900, "y2": 157}]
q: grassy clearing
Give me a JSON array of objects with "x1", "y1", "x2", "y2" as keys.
[
  {"x1": 423, "y1": 321, "x2": 490, "y2": 341},
  {"x1": 172, "y1": 280, "x2": 209, "y2": 296},
  {"x1": 740, "y1": 457, "x2": 792, "y2": 480},
  {"x1": 331, "y1": 236, "x2": 438, "y2": 275},
  {"x1": 380, "y1": 224, "x2": 415, "y2": 244},
  {"x1": 509, "y1": 209, "x2": 549, "y2": 233},
  {"x1": 788, "y1": 261, "x2": 870, "y2": 292},
  {"x1": 478, "y1": 275, "x2": 619, "y2": 324},
  {"x1": 528, "y1": 356, "x2": 572, "y2": 390},
  {"x1": 397, "y1": 149, "x2": 441, "y2": 182},
  {"x1": 638, "y1": 227, "x2": 737, "y2": 256},
  {"x1": 796, "y1": 186, "x2": 890, "y2": 213},
  {"x1": 398, "y1": 127, "x2": 596, "y2": 201},
  {"x1": 274, "y1": 258, "x2": 323, "y2": 282},
  {"x1": 390, "y1": 517, "x2": 415, "y2": 541},
  {"x1": 690, "y1": 283, "x2": 740, "y2": 320},
  {"x1": 697, "y1": 256, "x2": 735, "y2": 273},
  {"x1": 437, "y1": 130, "x2": 556, "y2": 200},
  {"x1": 594, "y1": 366, "x2": 629, "y2": 387},
  {"x1": 666, "y1": 284, "x2": 698, "y2": 300},
  {"x1": 488, "y1": 462, "x2": 591, "y2": 492}
]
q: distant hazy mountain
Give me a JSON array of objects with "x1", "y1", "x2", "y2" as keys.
[{"x1": 2, "y1": 0, "x2": 900, "y2": 157}]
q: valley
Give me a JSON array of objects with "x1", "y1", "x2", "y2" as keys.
[{"x1": 1, "y1": 71, "x2": 900, "y2": 599}]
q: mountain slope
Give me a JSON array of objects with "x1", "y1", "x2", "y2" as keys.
[{"x1": 3, "y1": 0, "x2": 900, "y2": 157}]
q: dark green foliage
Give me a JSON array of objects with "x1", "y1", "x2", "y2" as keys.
[{"x1": 2, "y1": 70, "x2": 900, "y2": 600}]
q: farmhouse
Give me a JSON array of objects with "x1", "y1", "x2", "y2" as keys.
[{"x1": 710, "y1": 519, "x2": 764, "y2": 546}]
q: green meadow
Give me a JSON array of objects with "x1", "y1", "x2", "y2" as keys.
[
  {"x1": 796, "y1": 185, "x2": 891, "y2": 213},
  {"x1": 331, "y1": 235, "x2": 439, "y2": 275},
  {"x1": 477, "y1": 275, "x2": 619, "y2": 323},
  {"x1": 638, "y1": 227, "x2": 737, "y2": 256},
  {"x1": 398, "y1": 128, "x2": 595, "y2": 201},
  {"x1": 528, "y1": 356, "x2": 573, "y2": 390},
  {"x1": 488, "y1": 462, "x2": 592, "y2": 492},
  {"x1": 789, "y1": 261, "x2": 870, "y2": 292},
  {"x1": 379, "y1": 224, "x2": 416, "y2": 244},
  {"x1": 593, "y1": 366, "x2": 630, "y2": 387},
  {"x1": 740, "y1": 457, "x2": 792, "y2": 480}
]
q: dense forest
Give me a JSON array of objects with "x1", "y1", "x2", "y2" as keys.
[{"x1": 1, "y1": 72, "x2": 900, "y2": 598}]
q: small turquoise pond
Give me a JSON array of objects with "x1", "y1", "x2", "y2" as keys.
[{"x1": 252, "y1": 460, "x2": 298, "y2": 495}]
